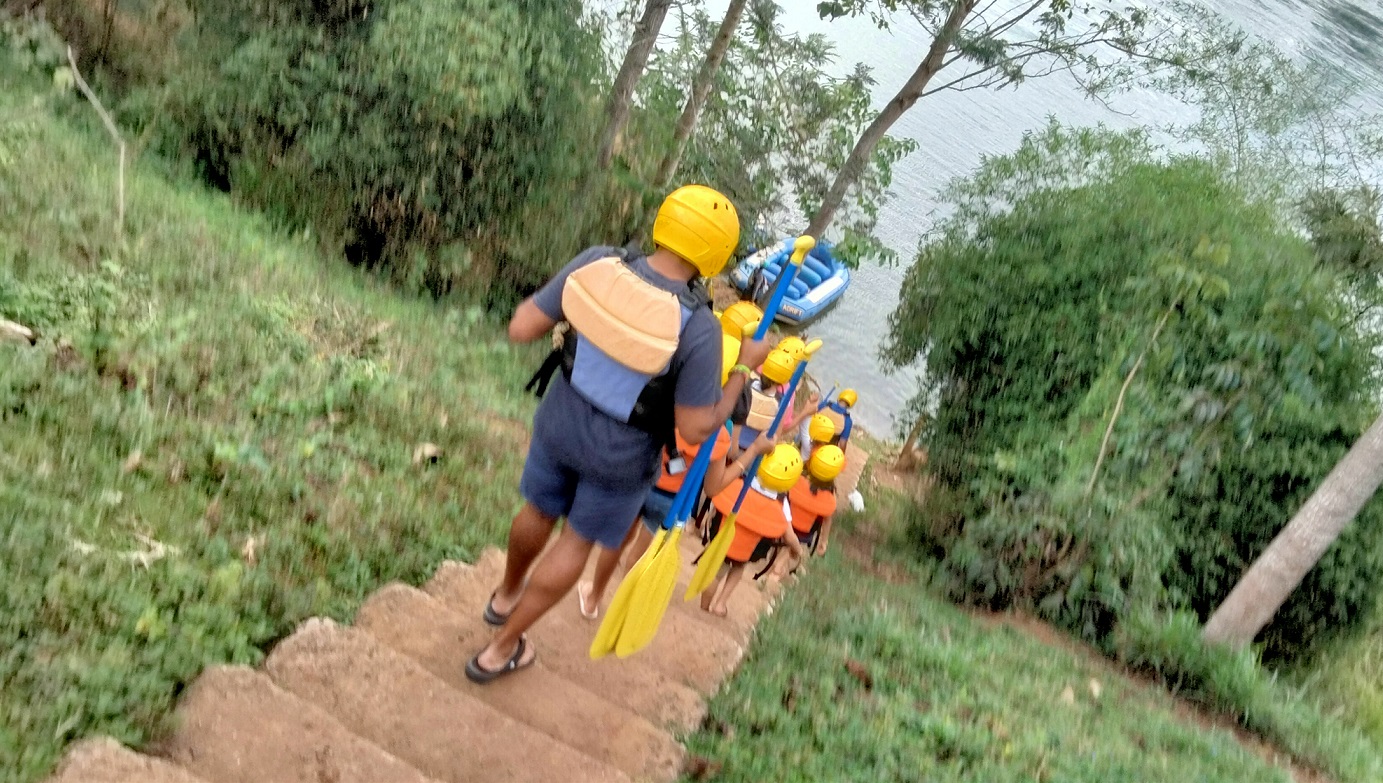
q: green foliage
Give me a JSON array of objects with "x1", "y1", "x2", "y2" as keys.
[
  {"x1": 1300, "y1": 186, "x2": 1383, "y2": 306},
  {"x1": 640, "y1": 1, "x2": 914, "y2": 263},
  {"x1": 884, "y1": 122, "x2": 1383, "y2": 660},
  {"x1": 685, "y1": 533, "x2": 1381, "y2": 782},
  {"x1": 0, "y1": 65, "x2": 533, "y2": 781},
  {"x1": 134, "y1": 0, "x2": 602, "y2": 299},
  {"x1": 1114, "y1": 609, "x2": 1383, "y2": 782}
]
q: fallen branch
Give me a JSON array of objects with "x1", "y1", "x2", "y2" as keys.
[
  {"x1": 1, "y1": 318, "x2": 36, "y2": 345},
  {"x1": 70, "y1": 533, "x2": 180, "y2": 568},
  {"x1": 66, "y1": 45, "x2": 126, "y2": 237}
]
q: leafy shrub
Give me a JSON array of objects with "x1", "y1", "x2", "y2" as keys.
[
  {"x1": 139, "y1": 0, "x2": 603, "y2": 298},
  {"x1": 885, "y1": 123, "x2": 1383, "y2": 660}
]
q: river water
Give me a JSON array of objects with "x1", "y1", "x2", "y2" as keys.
[{"x1": 753, "y1": 0, "x2": 1383, "y2": 436}]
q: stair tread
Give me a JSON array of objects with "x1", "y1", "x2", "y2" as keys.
[
  {"x1": 424, "y1": 555, "x2": 707, "y2": 731},
  {"x1": 44, "y1": 737, "x2": 209, "y2": 783},
  {"x1": 162, "y1": 666, "x2": 437, "y2": 783},
  {"x1": 265, "y1": 618, "x2": 629, "y2": 783},
  {"x1": 355, "y1": 583, "x2": 684, "y2": 781}
]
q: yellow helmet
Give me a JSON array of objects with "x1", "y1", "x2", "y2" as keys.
[
  {"x1": 721, "y1": 333, "x2": 742, "y2": 385},
  {"x1": 776, "y1": 335, "x2": 807, "y2": 362},
  {"x1": 837, "y1": 388, "x2": 858, "y2": 408},
  {"x1": 721, "y1": 301, "x2": 763, "y2": 338},
  {"x1": 757, "y1": 444, "x2": 804, "y2": 494},
  {"x1": 808, "y1": 444, "x2": 845, "y2": 483},
  {"x1": 760, "y1": 348, "x2": 797, "y2": 386},
  {"x1": 808, "y1": 413, "x2": 837, "y2": 444},
  {"x1": 652, "y1": 185, "x2": 740, "y2": 278}
]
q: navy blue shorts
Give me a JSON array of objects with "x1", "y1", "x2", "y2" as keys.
[
  {"x1": 640, "y1": 487, "x2": 678, "y2": 533},
  {"x1": 519, "y1": 434, "x2": 651, "y2": 549}
]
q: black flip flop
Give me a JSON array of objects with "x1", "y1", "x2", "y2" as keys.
[
  {"x1": 464, "y1": 636, "x2": 536, "y2": 685},
  {"x1": 482, "y1": 591, "x2": 511, "y2": 627}
]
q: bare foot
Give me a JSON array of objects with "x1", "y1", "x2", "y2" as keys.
[
  {"x1": 576, "y1": 581, "x2": 600, "y2": 620},
  {"x1": 707, "y1": 604, "x2": 729, "y2": 618}
]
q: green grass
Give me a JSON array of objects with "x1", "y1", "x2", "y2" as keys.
[
  {"x1": 684, "y1": 491, "x2": 1383, "y2": 783},
  {"x1": 1302, "y1": 618, "x2": 1383, "y2": 748},
  {"x1": 0, "y1": 66, "x2": 540, "y2": 781}
]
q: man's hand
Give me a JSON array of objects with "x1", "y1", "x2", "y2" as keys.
[{"x1": 736, "y1": 334, "x2": 773, "y2": 372}]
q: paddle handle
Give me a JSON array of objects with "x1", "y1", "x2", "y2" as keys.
[
  {"x1": 728, "y1": 356, "x2": 813, "y2": 514},
  {"x1": 753, "y1": 235, "x2": 814, "y2": 340}
]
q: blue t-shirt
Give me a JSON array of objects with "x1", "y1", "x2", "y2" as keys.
[{"x1": 530, "y1": 246, "x2": 723, "y2": 485}]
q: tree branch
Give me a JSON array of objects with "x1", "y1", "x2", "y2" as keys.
[
  {"x1": 67, "y1": 45, "x2": 126, "y2": 237},
  {"x1": 1086, "y1": 302, "x2": 1177, "y2": 497}
]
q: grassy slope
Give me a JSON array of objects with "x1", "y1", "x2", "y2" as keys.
[
  {"x1": 0, "y1": 69, "x2": 536, "y2": 780},
  {"x1": 683, "y1": 467, "x2": 1383, "y2": 783}
]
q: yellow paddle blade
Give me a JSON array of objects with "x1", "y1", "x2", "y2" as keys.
[
  {"x1": 615, "y1": 527, "x2": 683, "y2": 658},
  {"x1": 590, "y1": 528, "x2": 666, "y2": 659},
  {"x1": 788, "y1": 235, "x2": 816, "y2": 265},
  {"x1": 685, "y1": 511, "x2": 738, "y2": 601}
]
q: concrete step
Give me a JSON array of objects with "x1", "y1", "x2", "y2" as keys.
[
  {"x1": 44, "y1": 737, "x2": 208, "y2": 783},
  {"x1": 423, "y1": 553, "x2": 705, "y2": 732},
  {"x1": 161, "y1": 666, "x2": 436, "y2": 783},
  {"x1": 669, "y1": 532, "x2": 774, "y2": 640},
  {"x1": 354, "y1": 583, "x2": 684, "y2": 782},
  {"x1": 265, "y1": 618, "x2": 628, "y2": 783},
  {"x1": 453, "y1": 547, "x2": 743, "y2": 694}
]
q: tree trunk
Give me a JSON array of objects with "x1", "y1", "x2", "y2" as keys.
[
  {"x1": 596, "y1": 0, "x2": 674, "y2": 171},
  {"x1": 652, "y1": 0, "x2": 748, "y2": 189},
  {"x1": 1202, "y1": 412, "x2": 1383, "y2": 648},
  {"x1": 804, "y1": 0, "x2": 976, "y2": 238},
  {"x1": 894, "y1": 413, "x2": 928, "y2": 471}
]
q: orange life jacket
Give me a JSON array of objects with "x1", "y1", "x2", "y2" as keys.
[
  {"x1": 655, "y1": 429, "x2": 732, "y2": 494},
  {"x1": 712, "y1": 477, "x2": 790, "y2": 540},
  {"x1": 788, "y1": 477, "x2": 837, "y2": 536}
]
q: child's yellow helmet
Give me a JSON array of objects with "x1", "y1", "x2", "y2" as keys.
[
  {"x1": 758, "y1": 444, "x2": 804, "y2": 494},
  {"x1": 759, "y1": 348, "x2": 797, "y2": 386},
  {"x1": 808, "y1": 444, "x2": 845, "y2": 483},
  {"x1": 776, "y1": 335, "x2": 807, "y2": 362},
  {"x1": 808, "y1": 413, "x2": 837, "y2": 444},
  {"x1": 721, "y1": 301, "x2": 763, "y2": 338}
]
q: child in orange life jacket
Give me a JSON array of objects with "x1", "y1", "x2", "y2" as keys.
[
  {"x1": 574, "y1": 331, "x2": 769, "y2": 619},
  {"x1": 700, "y1": 444, "x2": 805, "y2": 617},
  {"x1": 779, "y1": 444, "x2": 845, "y2": 579}
]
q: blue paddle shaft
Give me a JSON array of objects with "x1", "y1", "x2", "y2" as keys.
[
  {"x1": 729, "y1": 357, "x2": 812, "y2": 513},
  {"x1": 663, "y1": 426, "x2": 720, "y2": 530}
]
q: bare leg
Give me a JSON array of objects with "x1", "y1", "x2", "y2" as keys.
[
  {"x1": 623, "y1": 524, "x2": 656, "y2": 568},
  {"x1": 490, "y1": 502, "x2": 558, "y2": 616},
  {"x1": 709, "y1": 563, "x2": 746, "y2": 617},
  {"x1": 476, "y1": 524, "x2": 595, "y2": 671},
  {"x1": 699, "y1": 563, "x2": 728, "y2": 612},
  {"x1": 583, "y1": 520, "x2": 640, "y2": 612}
]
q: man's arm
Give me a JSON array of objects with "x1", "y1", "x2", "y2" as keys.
[
  {"x1": 675, "y1": 371, "x2": 748, "y2": 444},
  {"x1": 508, "y1": 298, "x2": 557, "y2": 344}
]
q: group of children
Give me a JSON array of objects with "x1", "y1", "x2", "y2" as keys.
[{"x1": 575, "y1": 299, "x2": 858, "y2": 622}]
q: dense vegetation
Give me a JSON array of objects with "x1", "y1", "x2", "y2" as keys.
[
  {"x1": 885, "y1": 123, "x2": 1383, "y2": 664},
  {"x1": 0, "y1": 52, "x2": 540, "y2": 778}
]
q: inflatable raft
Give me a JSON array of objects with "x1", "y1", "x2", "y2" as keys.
[{"x1": 728, "y1": 238, "x2": 851, "y2": 326}]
